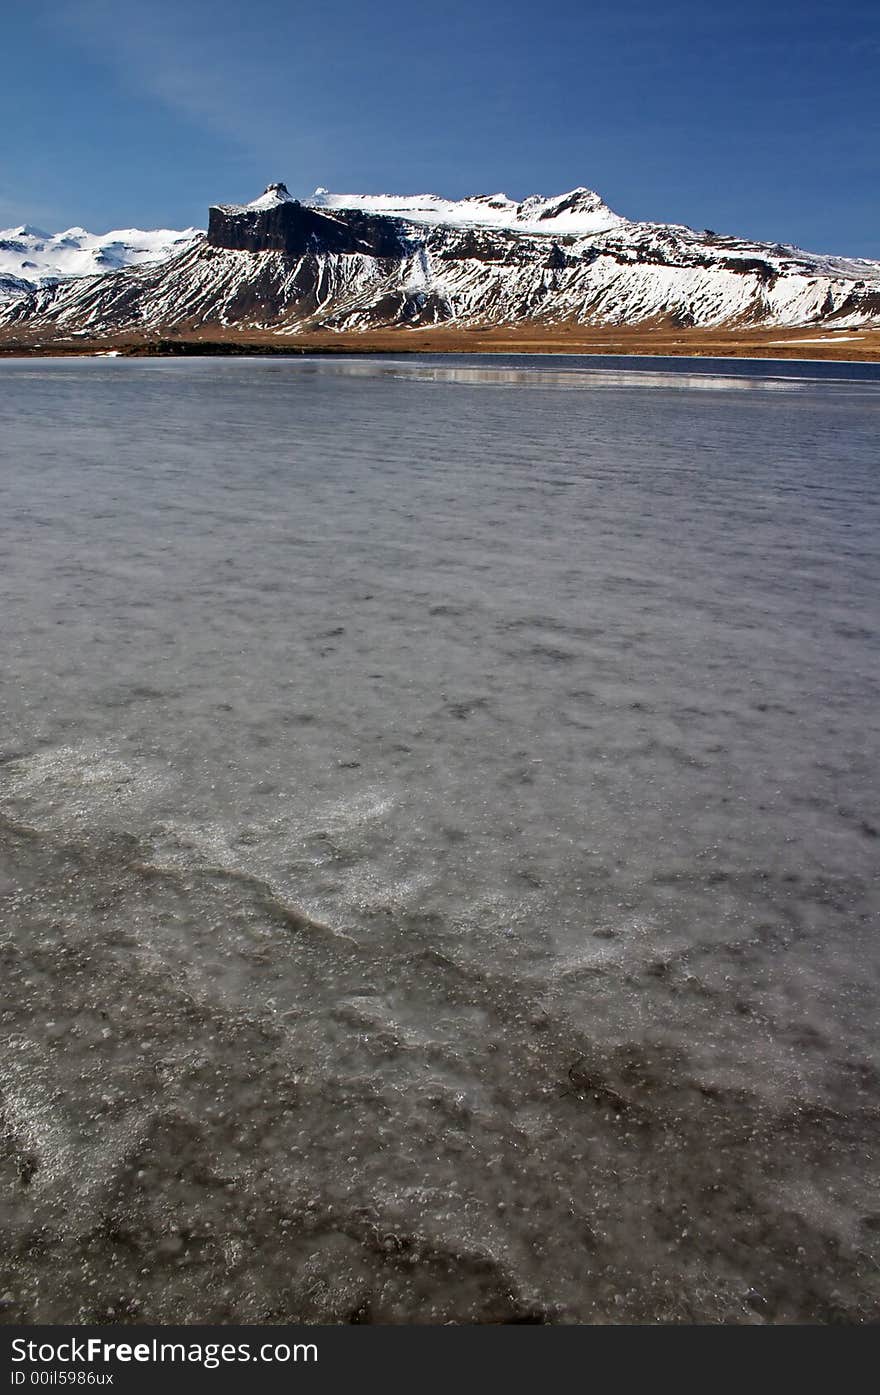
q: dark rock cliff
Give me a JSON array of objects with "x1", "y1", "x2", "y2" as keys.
[{"x1": 207, "y1": 198, "x2": 411, "y2": 260}]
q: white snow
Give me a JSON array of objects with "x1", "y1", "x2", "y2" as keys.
[
  {"x1": 0, "y1": 223, "x2": 202, "y2": 301},
  {"x1": 308, "y1": 187, "x2": 625, "y2": 237},
  {"x1": 214, "y1": 183, "x2": 298, "y2": 215},
  {"x1": 243, "y1": 182, "x2": 297, "y2": 211}
]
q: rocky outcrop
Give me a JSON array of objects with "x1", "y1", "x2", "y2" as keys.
[{"x1": 208, "y1": 188, "x2": 411, "y2": 260}]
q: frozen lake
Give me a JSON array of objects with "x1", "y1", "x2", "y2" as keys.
[{"x1": 1, "y1": 353, "x2": 878, "y2": 1322}]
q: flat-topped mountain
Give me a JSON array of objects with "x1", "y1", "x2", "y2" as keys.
[
  {"x1": 208, "y1": 183, "x2": 412, "y2": 258},
  {"x1": 3, "y1": 181, "x2": 879, "y2": 338}
]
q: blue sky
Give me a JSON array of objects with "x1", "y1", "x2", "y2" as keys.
[{"x1": 3, "y1": 1, "x2": 878, "y2": 255}]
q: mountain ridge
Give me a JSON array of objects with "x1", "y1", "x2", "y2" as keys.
[
  {"x1": 3, "y1": 182, "x2": 878, "y2": 338},
  {"x1": 0, "y1": 222, "x2": 202, "y2": 304}
]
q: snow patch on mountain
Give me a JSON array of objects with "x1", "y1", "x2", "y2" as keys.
[
  {"x1": 243, "y1": 182, "x2": 297, "y2": 211},
  {"x1": 214, "y1": 182, "x2": 298, "y2": 215}
]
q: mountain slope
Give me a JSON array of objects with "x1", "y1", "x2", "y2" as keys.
[{"x1": 3, "y1": 183, "x2": 879, "y2": 336}]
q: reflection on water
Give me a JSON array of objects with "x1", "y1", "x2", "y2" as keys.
[
  {"x1": 0, "y1": 354, "x2": 878, "y2": 1324},
  {"x1": 216, "y1": 352, "x2": 880, "y2": 392},
  {"x1": 386, "y1": 365, "x2": 873, "y2": 391}
]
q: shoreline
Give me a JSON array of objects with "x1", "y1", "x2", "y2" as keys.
[
  {"x1": 1, "y1": 323, "x2": 879, "y2": 363},
  {"x1": 2, "y1": 350, "x2": 878, "y2": 373}
]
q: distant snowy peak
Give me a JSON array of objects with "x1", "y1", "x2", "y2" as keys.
[
  {"x1": 6, "y1": 223, "x2": 51, "y2": 239},
  {"x1": 308, "y1": 186, "x2": 625, "y2": 236},
  {"x1": 0, "y1": 223, "x2": 202, "y2": 301}
]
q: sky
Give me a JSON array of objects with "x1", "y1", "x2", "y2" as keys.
[{"x1": 2, "y1": 0, "x2": 878, "y2": 256}]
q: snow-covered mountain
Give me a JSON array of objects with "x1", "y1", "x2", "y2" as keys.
[
  {"x1": 309, "y1": 186, "x2": 625, "y2": 238},
  {"x1": 227, "y1": 181, "x2": 623, "y2": 235},
  {"x1": 0, "y1": 223, "x2": 201, "y2": 303},
  {"x1": 3, "y1": 182, "x2": 879, "y2": 336}
]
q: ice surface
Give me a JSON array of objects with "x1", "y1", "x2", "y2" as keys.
[{"x1": 0, "y1": 355, "x2": 878, "y2": 1323}]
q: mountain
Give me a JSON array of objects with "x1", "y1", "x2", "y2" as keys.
[
  {"x1": 0, "y1": 223, "x2": 201, "y2": 303},
  {"x1": 309, "y1": 185, "x2": 625, "y2": 237},
  {"x1": 2, "y1": 182, "x2": 879, "y2": 337}
]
